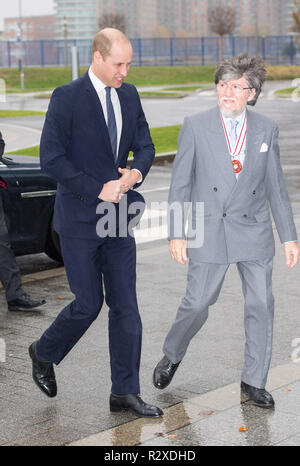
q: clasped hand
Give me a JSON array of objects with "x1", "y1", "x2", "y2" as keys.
[{"x1": 98, "y1": 168, "x2": 139, "y2": 203}]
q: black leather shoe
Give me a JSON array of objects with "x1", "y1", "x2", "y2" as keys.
[
  {"x1": 153, "y1": 355, "x2": 181, "y2": 389},
  {"x1": 28, "y1": 341, "x2": 57, "y2": 398},
  {"x1": 241, "y1": 381, "x2": 275, "y2": 408},
  {"x1": 110, "y1": 394, "x2": 163, "y2": 417},
  {"x1": 8, "y1": 293, "x2": 46, "y2": 311}
]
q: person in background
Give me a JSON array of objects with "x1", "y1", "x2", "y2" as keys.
[{"x1": 0, "y1": 131, "x2": 46, "y2": 312}]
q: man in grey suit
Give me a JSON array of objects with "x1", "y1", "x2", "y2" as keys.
[{"x1": 153, "y1": 54, "x2": 299, "y2": 408}]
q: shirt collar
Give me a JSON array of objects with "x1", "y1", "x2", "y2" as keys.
[
  {"x1": 223, "y1": 109, "x2": 246, "y2": 126},
  {"x1": 88, "y1": 66, "x2": 106, "y2": 93}
]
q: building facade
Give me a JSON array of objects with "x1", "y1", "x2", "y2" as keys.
[
  {"x1": 3, "y1": 15, "x2": 55, "y2": 41},
  {"x1": 54, "y1": 0, "x2": 98, "y2": 39},
  {"x1": 52, "y1": 0, "x2": 297, "y2": 39}
]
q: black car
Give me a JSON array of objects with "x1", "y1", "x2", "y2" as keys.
[{"x1": 0, "y1": 153, "x2": 62, "y2": 263}]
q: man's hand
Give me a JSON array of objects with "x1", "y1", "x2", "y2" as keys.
[
  {"x1": 284, "y1": 241, "x2": 300, "y2": 269},
  {"x1": 118, "y1": 168, "x2": 141, "y2": 192},
  {"x1": 98, "y1": 179, "x2": 126, "y2": 203},
  {"x1": 169, "y1": 239, "x2": 188, "y2": 265}
]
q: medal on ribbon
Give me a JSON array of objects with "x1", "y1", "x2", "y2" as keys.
[
  {"x1": 221, "y1": 114, "x2": 247, "y2": 174},
  {"x1": 232, "y1": 159, "x2": 243, "y2": 173}
]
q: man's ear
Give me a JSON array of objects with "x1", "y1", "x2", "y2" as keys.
[
  {"x1": 247, "y1": 88, "x2": 256, "y2": 102},
  {"x1": 94, "y1": 50, "x2": 104, "y2": 64}
]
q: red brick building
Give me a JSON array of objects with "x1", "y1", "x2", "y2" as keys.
[{"x1": 4, "y1": 15, "x2": 55, "y2": 41}]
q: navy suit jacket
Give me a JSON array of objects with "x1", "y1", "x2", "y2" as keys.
[{"x1": 40, "y1": 71, "x2": 155, "y2": 239}]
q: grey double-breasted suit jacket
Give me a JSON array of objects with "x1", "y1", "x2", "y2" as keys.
[{"x1": 168, "y1": 105, "x2": 297, "y2": 264}]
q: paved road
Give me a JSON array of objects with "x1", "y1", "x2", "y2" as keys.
[
  {"x1": 1, "y1": 80, "x2": 299, "y2": 151},
  {"x1": 0, "y1": 83, "x2": 300, "y2": 447}
]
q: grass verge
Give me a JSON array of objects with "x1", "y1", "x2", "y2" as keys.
[
  {"x1": 0, "y1": 110, "x2": 45, "y2": 117},
  {"x1": 274, "y1": 87, "x2": 297, "y2": 96},
  {"x1": 7, "y1": 125, "x2": 182, "y2": 158},
  {"x1": 1, "y1": 64, "x2": 299, "y2": 93}
]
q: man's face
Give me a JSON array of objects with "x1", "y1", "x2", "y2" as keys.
[
  {"x1": 92, "y1": 41, "x2": 132, "y2": 88},
  {"x1": 217, "y1": 75, "x2": 256, "y2": 118}
]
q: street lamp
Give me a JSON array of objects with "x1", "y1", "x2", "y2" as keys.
[
  {"x1": 63, "y1": 16, "x2": 68, "y2": 67},
  {"x1": 17, "y1": 0, "x2": 24, "y2": 90}
]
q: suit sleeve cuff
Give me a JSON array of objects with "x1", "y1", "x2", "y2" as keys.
[{"x1": 131, "y1": 169, "x2": 143, "y2": 183}]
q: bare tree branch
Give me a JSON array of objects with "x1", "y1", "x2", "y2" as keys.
[
  {"x1": 291, "y1": 0, "x2": 300, "y2": 47},
  {"x1": 207, "y1": 5, "x2": 236, "y2": 62},
  {"x1": 291, "y1": 0, "x2": 300, "y2": 33},
  {"x1": 208, "y1": 6, "x2": 236, "y2": 37},
  {"x1": 98, "y1": 13, "x2": 127, "y2": 33}
]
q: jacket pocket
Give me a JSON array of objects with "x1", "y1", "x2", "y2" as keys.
[{"x1": 254, "y1": 209, "x2": 270, "y2": 222}]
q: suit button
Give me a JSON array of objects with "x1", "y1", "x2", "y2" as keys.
[
  {"x1": 252, "y1": 190, "x2": 256, "y2": 195},
  {"x1": 213, "y1": 187, "x2": 218, "y2": 192},
  {"x1": 223, "y1": 213, "x2": 227, "y2": 217},
  {"x1": 243, "y1": 214, "x2": 248, "y2": 218}
]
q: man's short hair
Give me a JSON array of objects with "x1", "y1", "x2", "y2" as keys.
[
  {"x1": 214, "y1": 53, "x2": 267, "y2": 106},
  {"x1": 92, "y1": 31, "x2": 112, "y2": 59},
  {"x1": 92, "y1": 29, "x2": 130, "y2": 60}
]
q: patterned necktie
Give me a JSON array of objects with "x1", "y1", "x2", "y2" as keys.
[
  {"x1": 105, "y1": 86, "x2": 117, "y2": 160},
  {"x1": 229, "y1": 119, "x2": 239, "y2": 148}
]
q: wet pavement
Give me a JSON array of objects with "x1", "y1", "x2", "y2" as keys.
[
  {"x1": 0, "y1": 83, "x2": 300, "y2": 449},
  {"x1": 0, "y1": 214, "x2": 300, "y2": 447}
]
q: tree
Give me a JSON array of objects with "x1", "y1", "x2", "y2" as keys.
[
  {"x1": 291, "y1": 0, "x2": 300, "y2": 46},
  {"x1": 98, "y1": 13, "x2": 127, "y2": 33},
  {"x1": 208, "y1": 5, "x2": 236, "y2": 62},
  {"x1": 152, "y1": 25, "x2": 170, "y2": 38}
]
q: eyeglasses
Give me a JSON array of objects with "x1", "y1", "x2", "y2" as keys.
[{"x1": 217, "y1": 82, "x2": 253, "y2": 94}]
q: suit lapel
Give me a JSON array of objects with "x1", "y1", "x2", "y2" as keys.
[
  {"x1": 205, "y1": 106, "x2": 237, "y2": 190},
  {"x1": 84, "y1": 72, "x2": 115, "y2": 161},
  {"x1": 224, "y1": 108, "x2": 265, "y2": 206},
  {"x1": 232, "y1": 108, "x2": 265, "y2": 187},
  {"x1": 116, "y1": 86, "x2": 129, "y2": 163}
]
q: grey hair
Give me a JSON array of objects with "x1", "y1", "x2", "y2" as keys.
[{"x1": 214, "y1": 53, "x2": 267, "y2": 106}]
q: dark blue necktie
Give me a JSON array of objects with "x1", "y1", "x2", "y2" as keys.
[{"x1": 105, "y1": 86, "x2": 117, "y2": 161}]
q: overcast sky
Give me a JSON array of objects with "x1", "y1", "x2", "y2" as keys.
[{"x1": 0, "y1": 0, "x2": 55, "y2": 30}]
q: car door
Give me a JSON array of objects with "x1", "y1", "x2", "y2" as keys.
[{"x1": 0, "y1": 156, "x2": 57, "y2": 255}]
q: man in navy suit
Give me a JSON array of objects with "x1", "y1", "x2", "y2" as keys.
[{"x1": 28, "y1": 28, "x2": 163, "y2": 418}]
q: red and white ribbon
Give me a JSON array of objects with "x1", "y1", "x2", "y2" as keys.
[{"x1": 221, "y1": 113, "x2": 247, "y2": 157}]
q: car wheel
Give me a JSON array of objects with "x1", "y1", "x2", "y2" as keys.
[{"x1": 45, "y1": 218, "x2": 63, "y2": 264}]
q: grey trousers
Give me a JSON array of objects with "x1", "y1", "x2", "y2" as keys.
[
  {"x1": 0, "y1": 196, "x2": 23, "y2": 302},
  {"x1": 163, "y1": 258, "x2": 274, "y2": 389}
]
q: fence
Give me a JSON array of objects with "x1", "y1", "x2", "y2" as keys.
[{"x1": 0, "y1": 35, "x2": 299, "y2": 68}]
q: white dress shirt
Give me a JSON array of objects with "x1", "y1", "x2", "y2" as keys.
[
  {"x1": 88, "y1": 67, "x2": 142, "y2": 182},
  {"x1": 223, "y1": 109, "x2": 246, "y2": 179},
  {"x1": 223, "y1": 109, "x2": 296, "y2": 244},
  {"x1": 88, "y1": 67, "x2": 122, "y2": 155}
]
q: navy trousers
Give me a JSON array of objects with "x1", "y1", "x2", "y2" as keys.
[{"x1": 36, "y1": 235, "x2": 142, "y2": 396}]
